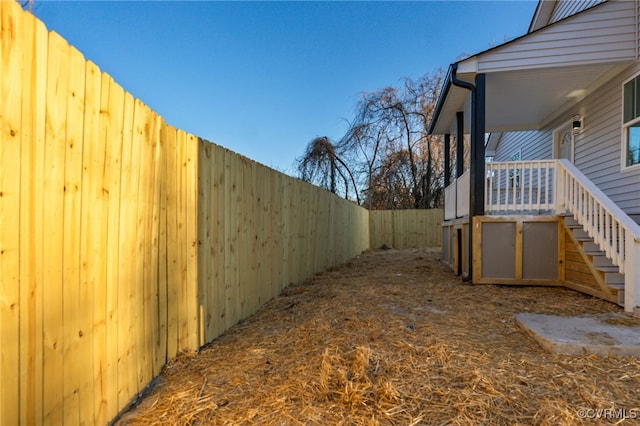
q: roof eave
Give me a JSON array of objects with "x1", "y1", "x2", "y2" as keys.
[
  {"x1": 427, "y1": 65, "x2": 453, "y2": 135},
  {"x1": 529, "y1": 0, "x2": 556, "y2": 33}
]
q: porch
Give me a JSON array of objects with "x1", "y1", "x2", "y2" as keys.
[{"x1": 442, "y1": 159, "x2": 640, "y2": 313}]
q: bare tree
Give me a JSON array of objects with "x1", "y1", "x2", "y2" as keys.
[
  {"x1": 338, "y1": 117, "x2": 388, "y2": 209},
  {"x1": 296, "y1": 69, "x2": 452, "y2": 210},
  {"x1": 366, "y1": 150, "x2": 415, "y2": 209},
  {"x1": 21, "y1": 0, "x2": 35, "y2": 11},
  {"x1": 339, "y1": 69, "x2": 446, "y2": 209},
  {"x1": 296, "y1": 136, "x2": 360, "y2": 204}
]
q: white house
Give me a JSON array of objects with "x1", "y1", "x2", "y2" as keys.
[{"x1": 428, "y1": 0, "x2": 640, "y2": 314}]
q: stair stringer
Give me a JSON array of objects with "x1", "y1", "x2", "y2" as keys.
[{"x1": 561, "y1": 215, "x2": 624, "y2": 306}]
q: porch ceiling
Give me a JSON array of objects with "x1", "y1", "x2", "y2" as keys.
[
  {"x1": 428, "y1": 0, "x2": 638, "y2": 136},
  {"x1": 432, "y1": 61, "x2": 630, "y2": 135}
]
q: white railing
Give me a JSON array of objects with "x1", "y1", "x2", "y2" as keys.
[
  {"x1": 485, "y1": 160, "x2": 556, "y2": 214},
  {"x1": 482, "y1": 159, "x2": 640, "y2": 311},
  {"x1": 443, "y1": 170, "x2": 470, "y2": 220},
  {"x1": 444, "y1": 181, "x2": 456, "y2": 220},
  {"x1": 457, "y1": 171, "x2": 470, "y2": 219},
  {"x1": 556, "y1": 159, "x2": 640, "y2": 274}
]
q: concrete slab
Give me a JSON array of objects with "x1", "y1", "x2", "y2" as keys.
[{"x1": 514, "y1": 312, "x2": 640, "y2": 357}]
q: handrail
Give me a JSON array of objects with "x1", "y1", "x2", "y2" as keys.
[
  {"x1": 556, "y1": 159, "x2": 640, "y2": 238},
  {"x1": 485, "y1": 159, "x2": 640, "y2": 274},
  {"x1": 556, "y1": 159, "x2": 640, "y2": 274}
]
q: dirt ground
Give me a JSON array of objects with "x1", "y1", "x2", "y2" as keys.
[{"x1": 115, "y1": 248, "x2": 640, "y2": 425}]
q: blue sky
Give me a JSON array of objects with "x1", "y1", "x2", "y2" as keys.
[{"x1": 33, "y1": 1, "x2": 537, "y2": 174}]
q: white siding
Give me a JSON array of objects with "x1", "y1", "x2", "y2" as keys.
[
  {"x1": 574, "y1": 62, "x2": 640, "y2": 215},
  {"x1": 494, "y1": 63, "x2": 640, "y2": 217},
  {"x1": 493, "y1": 130, "x2": 551, "y2": 162},
  {"x1": 549, "y1": 0, "x2": 606, "y2": 23},
  {"x1": 478, "y1": 0, "x2": 637, "y2": 72}
]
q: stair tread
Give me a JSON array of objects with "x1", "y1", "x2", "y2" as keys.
[
  {"x1": 596, "y1": 265, "x2": 620, "y2": 272},
  {"x1": 575, "y1": 236, "x2": 594, "y2": 242},
  {"x1": 607, "y1": 284, "x2": 625, "y2": 290},
  {"x1": 583, "y1": 250, "x2": 605, "y2": 256}
]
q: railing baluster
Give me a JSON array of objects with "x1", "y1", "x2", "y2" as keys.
[
  {"x1": 507, "y1": 163, "x2": 512, "y2": 211},
  {"x1": 501, "y1": 164, "x2": 504, "y2": 210},
  {"x1": 586, "y1": 193, "x2": 591, "y2": 236},
  {"x1": 519, "y1": 161, "x2": 525, "y2": 210},
  {"x1": 567, "y1": 174, "x2": 571, "y2": 212},
  {"x1": 496, "y1": 165, "x2": 499, "y2": 210},
  {"x1": 550, "y1": 161, "x2": 555, "y2": 209},
  {"x1": 578, "y1": 184, "x2": 583, "y2": 221},
  {"x1": 491, "y1": 167, "x2": 499, "y2": 211},
  {"x1": 505, "y1": 163, "x2": 510, "y2": 211},
  {"x1": 596, "y1": 204, "x2": 603, "y2": 248},
  {"x1": 487, "y1": 164, "x2": 492, "y2": 212},
  {"x1": 537, "y1": 162, "x2": 541, "y2": 209},
  {"x1": 527, "y1": 164, "x2": 533, "y2": 211},
  {"x1": 505, "y1": 163, "x2": 509, "y2": 211},
  {"x1": 599, "y1": 204, "x2": 604, "y2": 247},
  {"x1": 551, "y1": 162, "x2": 558, "y2": 212},
  {"x1": 604, "y1": 211, "x2": 609, "y2": 258},
  {"x1": 593, "y1": 197, "x2": 596, "y2": 237},
  {"x1": 612, "y1": 213, "x2": 616, "y2": 261},
  {"x1": 511, "y1": 163, "x2": 519, "y2": 211},
  {"x1": 504, "y1": 163, "x2": 508, "y2": 210},
  {"x1": 618, "y1": 225, "x2": 624, "y2": 273}
]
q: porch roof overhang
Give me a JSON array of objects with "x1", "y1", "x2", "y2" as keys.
[{"x1": 428, "y1": 0, "x2": 638, "y2": 136}]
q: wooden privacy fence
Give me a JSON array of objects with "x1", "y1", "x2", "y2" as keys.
[
  {"x1": 0, "y1": 2, "x2": 440, "y2": 425},
  {"x1": 196, "y1": 145, "x2": 370, "y2": 345},
  {"x1": 369, "y1": 209, "x2": 443, "y2": 249}
]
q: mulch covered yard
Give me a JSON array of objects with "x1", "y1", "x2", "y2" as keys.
[{"x1": 116, "y1": 248, "x2": 640, "y2": 425}]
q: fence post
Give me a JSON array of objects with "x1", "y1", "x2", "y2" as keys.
[{"x1": 624, "y1": 236, "x2": 640, "y2": 313}]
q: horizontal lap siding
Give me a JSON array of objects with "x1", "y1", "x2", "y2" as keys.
[
  {"x1": 493, "y1": 130, "x2": 551, "y2": 162},
  {"x1": 497, "y1": 60, "x2": 640, "y2": 218},
  {"x1": 479, "y1": 1, "x2": 636, "y2": 72},
  {"x1": 494, "y1": 2, "x2": 640, "y2": 219},
  {"x1": 574, "y1": 61, "x2": 640, "y2": 217}
]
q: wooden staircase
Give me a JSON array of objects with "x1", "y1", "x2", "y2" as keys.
[
  {"x1": 562, "y1": 215, "x2": 624, "y2": 306},
  {"x1": 482, "y1": 159, "x2": 640, "y2": 311}
]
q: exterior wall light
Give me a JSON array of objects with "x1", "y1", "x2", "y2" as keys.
[{"x1": 572, "y1": 114, "x2": 582, "y2": 135}]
